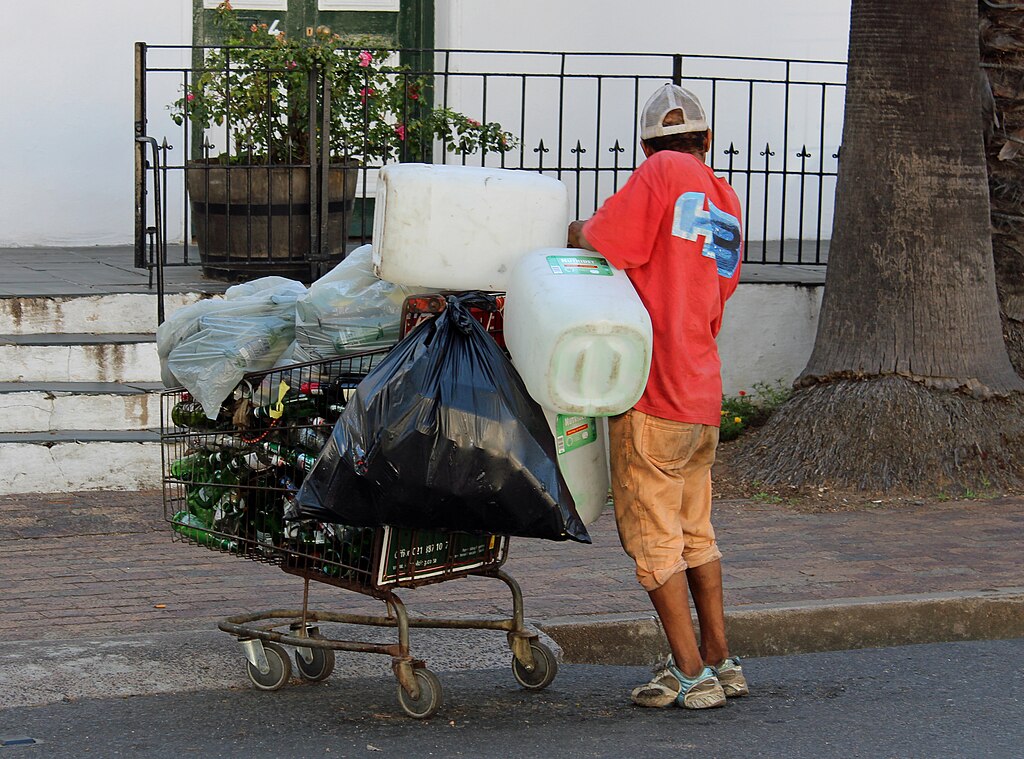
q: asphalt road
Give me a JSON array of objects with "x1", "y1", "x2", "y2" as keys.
[{"x1": 1, "y1": 639, "x2": 1021, "y2": 758}]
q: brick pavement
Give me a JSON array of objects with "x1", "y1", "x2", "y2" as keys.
[{"x1": 1, "y1": 491, "x2": 1022, "y2": 643}]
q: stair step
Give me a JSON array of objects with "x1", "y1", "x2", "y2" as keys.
[
  {"x1": 0, "y1": 383, "x2": 165, "y2": 432},
  {"x1": 0, "y1": 434, "x2": 162, "y2": 494},
  {"x1": 0, "y1": 293, "x2": 210, "y2": 335},
  {"x1": 0, "y1": 429, "x2": 161, "y2": 443},
  {"x1": 0, "y1": 334, "x2": 159, "y2": 383}
]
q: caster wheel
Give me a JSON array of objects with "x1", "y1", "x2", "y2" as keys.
[
  {"x1": 295, "y1": 644, "x2": 335, "y2": 682},
  {"x1": 396, "y1": 668, "x2": 443, "y2": 719},
  {"x1": 245, "y1": 641, "x2": 291, "y2": 691},
  {"x1": 512, "y1": 641, "x2": 558, "y2": 690}
]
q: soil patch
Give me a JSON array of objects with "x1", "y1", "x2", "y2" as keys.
[{"x1": 712, "y1": 434, "x2": 1022, "y2": 513}]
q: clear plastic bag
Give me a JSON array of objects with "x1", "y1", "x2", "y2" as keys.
[
  {"x1": 162, "y1": 279, "x2": 307, "y2": 418},
  {"x1": 294, "y1": 245, "x2": 419, "y2": 360}
]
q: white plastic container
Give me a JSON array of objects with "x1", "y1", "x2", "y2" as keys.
[
  {"x1": 371, "y1": 163, "x2": 570, "y2": 291},
  {"x1": 546, "y1": 410, "x2": 609, "y2": 526},
  {"x1": 505, "y1": 248, "x2": 653, "y2": 416}
]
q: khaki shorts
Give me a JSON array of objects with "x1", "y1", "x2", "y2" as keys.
[{"x1": 609, "y1": 409, "x2": 722, "y2": 591}]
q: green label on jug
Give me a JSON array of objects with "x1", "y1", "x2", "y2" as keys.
[
  {"x1": 547, "y1": 255, "x2": 613, "y2": 276},
  {"x1": 555, "y1": 414, "x2": 598, "y2": 454}
]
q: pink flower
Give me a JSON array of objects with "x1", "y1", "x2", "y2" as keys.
[
  {"x1": 395, "y1": 124, "x2": 406, "y2": 141},
  {"x1": 250, "y1": 23, "x2": 258, "y2": 32},
  {"x1": 358, "y1": 50, "x2": 373, "y2": 68},
  {"x1": 286, "y1": 60, "x2": 297, "y2": 71},
  {"x1": 359, "y1": 87, "x2": 374, "y2": 104},
  {"x1": 186, "y1": 92, "x2": 195, "y2": 102},
  {"x1": 467, "y1": 118, "x2": 480, "y2": 127}
]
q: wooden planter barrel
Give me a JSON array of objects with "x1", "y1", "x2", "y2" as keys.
[{"x1": 185, "y1": 162, "x2": 358, "y2": 282}]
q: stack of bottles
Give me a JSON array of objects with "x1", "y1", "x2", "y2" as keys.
[{"x1": 167, "y1": 377, "x2": 374, "y2": 582}]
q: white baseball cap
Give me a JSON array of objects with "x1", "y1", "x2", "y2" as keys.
[{"x1": 640, "y1": 84, "x2": 709, "y2": 140}]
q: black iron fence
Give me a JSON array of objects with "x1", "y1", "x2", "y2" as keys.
[{"x1": 135, "y1": 44, "x2": 846, "y2": 281}]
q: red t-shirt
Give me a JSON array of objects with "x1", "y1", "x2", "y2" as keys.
[{"x1": 583, "y1": 150, "x2": 743, "y2": 426}]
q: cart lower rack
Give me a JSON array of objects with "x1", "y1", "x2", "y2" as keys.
[{"x1": 161, "y1": 343, "x2": 556, "y2": 719}]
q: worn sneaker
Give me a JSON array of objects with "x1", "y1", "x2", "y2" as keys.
[
  {"x1": 631, "y1": 660, "x2": 682, "y2": 707},
  {"x1": 714, "y1": 657, "x2": 749, "y2": 698},
  {"x1": 674, "y1": 665, "x2": 727, "y2": 709},
  {"x1": 631, "y1": 659, "x2": 727, "y2": 709}
]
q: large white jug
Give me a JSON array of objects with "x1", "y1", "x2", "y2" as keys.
[
  {"x1": 546, "y1": 410, "x2": 609, "y2": 526},
  {"x1": 505, "y1": 248, "x2": 653, "y2": 416},
  {"x1": 371, "y1": 164, "x2": 569, "y2": 291}
]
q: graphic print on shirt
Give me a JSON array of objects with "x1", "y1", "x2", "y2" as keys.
[{"x1": 671, "y1": 192, "x2": 741, "y2": 278}]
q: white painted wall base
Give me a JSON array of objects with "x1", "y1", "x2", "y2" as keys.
[
  {"x1": 718, "y1": 282, "x2": 823, "y2": 396},
  {"x1": 0, "y1": 442, "x2": 162, "y2": 495},
  {"x1": 1, "y1": 343, "x2": 160, "y2": 384},
  {"x1": 0, "y1": 293, "x2": 205, "y2": 335},
  {"x1": 0, "y1": 391, "x2": 162, "y2": 433}
]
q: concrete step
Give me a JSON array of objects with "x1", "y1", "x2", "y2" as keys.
[
  {"x1": 0, "y1": 431, "x2": 162, "y2": 495},
  {"x1": 0, "y1": 382, "x2": 165, "y2": 433},
  {"x1": 0, "y1": 334, "x2": 160, "y2": 383},
  {"x1": 0, "y1": 293, "x2": 207, "y2": 335}
]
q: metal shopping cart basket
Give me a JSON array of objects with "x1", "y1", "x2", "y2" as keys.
[{"x1": 161, "y1": 302, "x2": 555, "y2": 720}]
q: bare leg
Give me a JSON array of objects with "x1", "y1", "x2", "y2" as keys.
[
  {"x1": 686, "y1": 559, "x2": 729, "y2": 665},
  {"x1": 648, "y1": 571, "x2": 704, "y2": 677}
]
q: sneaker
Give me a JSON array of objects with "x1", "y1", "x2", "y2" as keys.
[
  {"x1": 631, "y1": 660, "x2": 682, "y2": 708},
  {"x1": 674, "y1": 665, "x2": 727, "y2": 709},
  {"x1": 631, "y1": 659, "x2": 727, "y2": 709},
  {"x1": 714, "y1": 657, "x2": 749, "y2": 698}
]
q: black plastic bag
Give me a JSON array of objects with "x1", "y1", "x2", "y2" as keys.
[{"x1": 293, "y1": 293, "x2": 590, "y2": 543}]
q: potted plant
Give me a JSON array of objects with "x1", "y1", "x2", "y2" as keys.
[{"x1": 171, "y1": 2, "x2": 514, "y2": 280}]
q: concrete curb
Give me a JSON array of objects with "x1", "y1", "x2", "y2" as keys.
[
  {"x1": 538, "y1": 588, "x2": 1024, "y2": 665},
  {"x1": 3, "y1": 590, "x2": 1022, "y2": 708}
]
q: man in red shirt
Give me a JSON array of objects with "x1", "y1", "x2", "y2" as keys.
[{"x1": 568, "y1": 84, "x2": 747, "y2": 709}]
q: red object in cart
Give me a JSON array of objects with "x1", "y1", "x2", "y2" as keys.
[{"x1": 400, "y1": 293, "x2": 506, "y2": 347}]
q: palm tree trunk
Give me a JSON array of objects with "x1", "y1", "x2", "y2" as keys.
[
  {"x1": 733, "y1": 0, "x2": 1024, "y2": 493},
  {"x1": 979, "y1": 2, "x2": 1024, "y2": 376}
]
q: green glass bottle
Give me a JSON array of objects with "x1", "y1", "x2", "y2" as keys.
[
  {"x1": 172, "y1": 511, "x2": 237, "y2": 551},
  {"x1": 295, "y1": 424, "x2": 329, "y2": 454},
  {"x1": 171, "y1": 400, "x2": 210, "y2": 429},
  {"x1": 260, "y1": 442, "x2": 317, "y2": 474},
  {"x1": 169, "y1": 451, "x2": 209, "y2": 481},
  {"x1": 250, "y1": 475, "x2": 290, "y2": 554},
  {"x1": 251, "y1": 393, "x2": 320, "y2": 421},
  {"x1": 211, "y1": 488, "x2": 245, "y2": 534}
]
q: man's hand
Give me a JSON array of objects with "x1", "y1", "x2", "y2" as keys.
[{"x1": 567, "y1": 220, "x2": 597, "y2": 251}]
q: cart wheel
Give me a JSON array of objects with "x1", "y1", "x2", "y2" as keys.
[
  {"x1": 396, "y1": 668, "x2": 443, "y2": 719},
  {"x1": 246, "y1": 641, "x2": 291, "y2": 691},
  {"x1": 512, "y1": 641, "x2": 558, "y2": 690},
  {"x1": 294, "y1": 644, "x2": 335, "y2": 682}
]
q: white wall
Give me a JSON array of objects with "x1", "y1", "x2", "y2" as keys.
[
  {"x1": 719, "y1": 283, "x2": 823, "y2": 394},
  {"x1": 0, "y1": 1, "x2": 849, "y2": 247},
  {"x1": 0, "y1": 1, "x2": 192, "y2": 247},
  {"x1": 436, "y1": 0, "x2": 850, "y2": 60},
  {"x1": 434, "y1": 1, "x2": 851, "y2": 241}
]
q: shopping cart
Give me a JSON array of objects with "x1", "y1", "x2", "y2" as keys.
[{"x1": 161, "y1": 302, "x2": 556, "y2": 720}]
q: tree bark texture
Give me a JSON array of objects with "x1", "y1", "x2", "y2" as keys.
[
  {"x1": 979, "y1": 4, "x2": 1024, "y2": 376},
  {"x1": 735, "y1": 376, "x2": 1024, "y2": 491},
  {"x1": 801, "y1": 0, "x2": 1023, "y2": 397},
  {"x1": 734, "y1": 1, "x2": 1024, "y2": 494}
]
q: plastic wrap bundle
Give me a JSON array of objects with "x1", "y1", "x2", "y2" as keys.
[
  {"x1": 293, "y1": 294, "x2": 591, "y2": 543},
  {"x1": 157, "y1": 298, "x2": 226, "y2": 388},
  {"x1": 294, "y1": 245, "x2": 418, "y2": 360},
  {"x1": 223, "y1": 276, "x2": 303, "y2": 301},
  {"x1": 160, "y1": 278, "x2": 307, "y2": 419}
]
